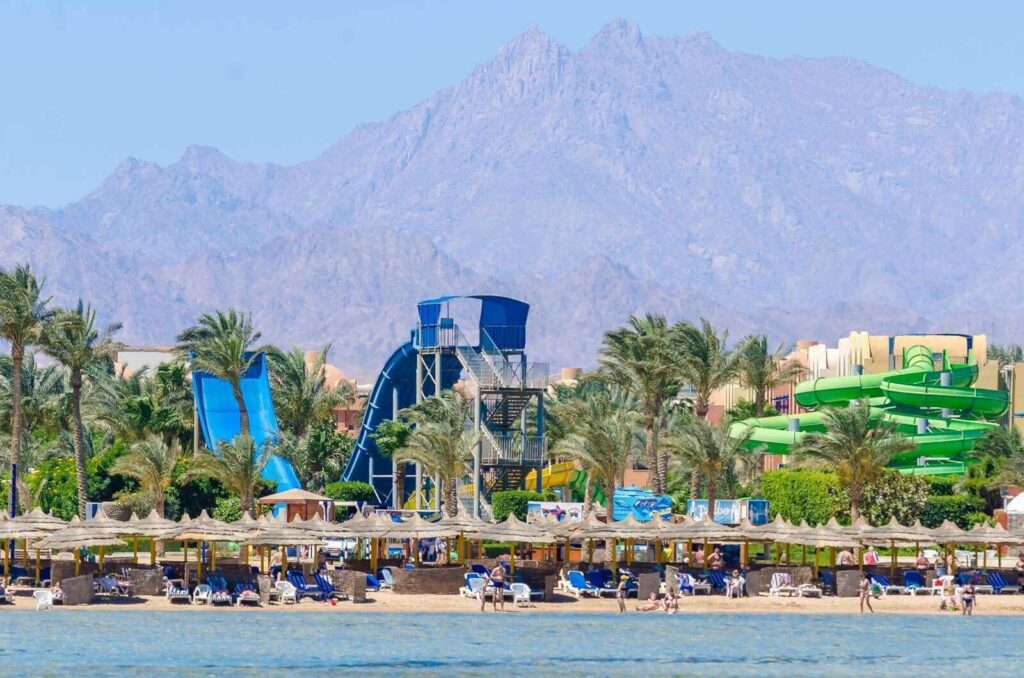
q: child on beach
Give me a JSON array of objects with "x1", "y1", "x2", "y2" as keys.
[{"x1": 661, "y1": 590, "x2": 678, "y2": 614}]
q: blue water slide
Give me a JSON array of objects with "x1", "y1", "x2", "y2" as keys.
[
  {"x1": 191, "y1": 353, "x2": 301, "y2": 492},
  {"x1": 342, "y1": 341, "x2": 462, "y2": 503}
]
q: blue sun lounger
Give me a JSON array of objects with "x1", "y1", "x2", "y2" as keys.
[
  {"x1": 287, "y1": 571, "x2": 324, "y2": 601},
  {"x1": 565, "y1": 570, "x2": 601, "y2": 597},
  {"x1": 986, "y1": 571, "x2": 1019, "y2": 594}
]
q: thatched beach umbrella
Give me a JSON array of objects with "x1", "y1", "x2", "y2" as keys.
[
  {"x1": 163, "y1": 510, "x2": 250, "y2": 579},
  {"x1": 475, "y1": 513, "x2": 555, "y2": 575},
  {"x1": 126, "y1": 510, "x2": 179, "y2": 564},
  {"x1": 241, "y1": 514, "x2": 315, "y2": 575},
  {"x1": 34, "y1": 516, "x2": 128, "y2": 576},
  {"x1": 1, "y1": 507, "x2": 68, "y2": 583}
]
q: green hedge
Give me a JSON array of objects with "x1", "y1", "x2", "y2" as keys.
[
  {"x1": 323, "y1": 481, "x2": 377, "y2": 504},
  {"x1": 761, "y1": 470, "x2": 847, "y2": 525},
  {"x1": 921, "y1": 475, "x2": 957, "y2": 497},
  {"x1": 491, "y1": 490, "x2": 542, "y2": 521},
  {"x1": 920, "y1": 495, "x2": 985, "y2": 529}
]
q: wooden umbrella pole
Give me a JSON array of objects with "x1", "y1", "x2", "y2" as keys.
[
  {"x1": 22, "y1": 539, "x2": 28, "y2": 568},
  {"x1": 35, "y1": 550, "x2": 40, "y2": 585},
  {"x1": 98, "y1": 545, "x2": 105, "y2": 573},
  {"x1": 150, "y1": 539, "x2": 156, "y2": 566},
  {"x1": 196, "y1": 543, "x2": 203, "y2": 581},
  {"x1": 801, "y1": 544, "x2": 807, "y2": 565},
  {"x1": 74, "y1": 549, "x2": 81, "y2": 576},
  {"x1": 983, "y1": 543, "x2": 987, "y2": 570},
  {"x1": 211, "y1": 541, "x2": 217, "y2": 572},
  {"x1": 890, "y1": 540, "x2": 896, "y2": 578},
  {"x1": 509, "y1": 542, "x2": 515, "y2": 576},
  {"x1": 132, "y1": 537, "x2": 139, "y2": 565}
]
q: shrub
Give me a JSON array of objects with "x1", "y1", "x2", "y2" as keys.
[
  {"x1": 921, "y1": 475, "x2": 957, "y2": 496},
  {"x1": 212, "y1": 495, "x2": 242, "y2": 522},
  {"x1": 491, "y1": 490, "x2": 543, "y2": 521},
  {"x1": 323, "y1": 481, "x2": 377, "y2": 504},
  {"x1": 761, "y1": 470, "x2": 848, "y2": 525},
  {"x1": 920, "y1": 495, "x2": 985, "y2": 529},
  {"x1": 860, "y1": 471, "x2": 928, "y2": 525}
]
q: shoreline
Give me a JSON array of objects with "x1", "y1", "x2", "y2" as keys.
[{"x1": 6, "y1": 590, "x2": 1024, "y2": 616}]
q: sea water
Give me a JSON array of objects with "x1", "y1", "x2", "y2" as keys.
[{"x1": 0, "y1": 611, "x2": 1019, "y2": 676}]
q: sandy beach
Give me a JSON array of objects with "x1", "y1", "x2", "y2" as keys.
[{"x1": 6, "y1": 587, "x2": 1024, "y2": 615}]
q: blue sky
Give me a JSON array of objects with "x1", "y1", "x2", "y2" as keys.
[{"x1": 2, "y1": 0, "x2": 1023, "y2": 207}]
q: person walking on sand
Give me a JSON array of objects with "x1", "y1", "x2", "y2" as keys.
[
  {"x1": 859, "y1": 573, "x2": 874, "y2": 614},
  {"x1": 616, "y1": 575, "x2": 628, "y2": 614},
  {"x1": 481, "y1": 564, "x2": 506, "y2": 612}
]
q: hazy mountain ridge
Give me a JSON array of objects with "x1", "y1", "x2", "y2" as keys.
[{"x1": 4, "y1": 20, "x2": 1024, "y2": 377}]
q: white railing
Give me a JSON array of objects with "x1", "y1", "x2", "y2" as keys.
[{"x1": 480, "y1": 432, "x2": 546, "y2": 465}]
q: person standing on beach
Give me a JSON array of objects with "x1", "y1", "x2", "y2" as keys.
[
  {"x1": 961, "y1": 579, "x2": 976, "y2": 616},
  {"x1": 838, "y1": 548, "x2": 854, "y2": 566},
  {"x1": 859, "y1": 573, "x2": 874, "y2": 614},
  {"x1": 616, "y1": 575, "x2": 628, "y2": 614},
  {"x1": 270, "y1": 550, "x2": 282, "y2": 581},
  {"x1": 482, "y1": 564, "x2": 506, "y2": 612}
]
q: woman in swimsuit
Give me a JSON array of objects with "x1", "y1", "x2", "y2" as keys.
[
  {"x1": 961, "y1": 580, "x2": 975, "y2": 616},
  {"x1": 859, "y1": 573, "x2": 874, "y2": 614}
]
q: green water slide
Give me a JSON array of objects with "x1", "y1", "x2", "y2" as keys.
[{"x1": 729, "y1": 344, "x2": 1008, "y2": 475}]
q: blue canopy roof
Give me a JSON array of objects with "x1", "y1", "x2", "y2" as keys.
[{"x1": 416, "y1": 295, "x2": 529, "y2": 351}]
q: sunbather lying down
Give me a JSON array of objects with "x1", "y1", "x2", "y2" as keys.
[{"x1": 635, "y1": 593, "x2": 660, "y2": 612}]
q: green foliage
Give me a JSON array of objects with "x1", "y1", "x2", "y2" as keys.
[
  {"x1": 761, "y1": 469, "x2": 848, "y2": 525},
  {"x1": 920, "y1": 495, "x2": 985, "y2": 529},
  {"x1": 483, "y1": 542, "x2": 514, "y2": 558},
  {"x1": 174, "y1": 475, "x2": 228, "y2": 519},
  {"x1": 212, "y1": 495, "x2": 242, "y2": 522},
  {"x1": 274, "y1": 421, "x2": 354, "y2": 492},
  {"x1": 725, "y1": 399, "x2": 778, "y2": 421},
  {"x1": 491, "y1": 490, "x2": 543, "y2": 521},
  {"x1": 922, "y1": 475, "x2": 957, "y2": 496},
  {"x1": 371, "y1": 419, "x2": 412, "y2": 458},
  {"x1": 859, "y1": 470, "x2": 929, "y2": 525},
  {"x1": 323, "y1": 481, "x2": 377, "y2": 504}
]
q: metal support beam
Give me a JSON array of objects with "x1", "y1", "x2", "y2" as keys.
[
  {"x1": 473, "y1": 388, "x2": 482, "y2": 518},
  {"x1": 536, "y1": 392, "x2": 545, "y2": 494},
  {"x1": 392, "y1": 387, "x2": 400, "y2": 510}
]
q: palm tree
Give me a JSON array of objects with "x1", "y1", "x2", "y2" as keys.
[
  {"x1": 987, "y1": 343, "x2": 1024, "y2": 368},
  {"x1": 43, "y1": 301, "x2": 121, "y2": 517},
  {"x1": 792, "y1": 401, "x2": 916, "y2": 521},
  {"x1": 189, "y1": 434, "x2": 272, "y2": 514},
  {"x1": 674, "y1": 318, "x2": 742, "y2": 497},
  {"x1": 552, "y1": 389, "x2": 642, "y2": 517},
  {"x1": 109, "y1": 436, "x2": 182, "y2": 517},
  {"x1": 738, "y1": 335, "x2": 805, "y2": 417},
  {"x1": 395, "y1": 391, "x2": 476, "y2": 517},
  {"x1": 598, "y1": 314, "x2": 679, "y2": 494},
  {"x1": 0, "y1": 264, "x2": 54, "y2": 516},
  {"x1": 665, "y1": 417, "x2": 751, "y2": 520},
  {"x1": 176, "y1": 309, "x2": 268, "y2": 436},
  {"x1": 370, "y1": 419, "x2": 412, "y2": 507},
  {"x1": 0, "y1": 351, "x2": 69, "y2": 442},
  {"x1": 267, "y1": 344, "x2": 349, "y2": 437}
]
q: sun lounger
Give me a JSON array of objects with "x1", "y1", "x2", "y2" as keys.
[
  {"x1": 379, "y1": 567, "x2": 394, "y2": 590},
  {"x1": 705, "y1": 571, "x2": 729, "y2": 594},
  {"x1": 166, "y1": 583, "x2": 191, "y2": 603},
  {"x1": 565, "y1": 570, "x2": 601, "y2": 597},
  {"x1": 901, "y1": 571, "x2": 930, "y2": 595},
  {"x1": 366, "y1": 574, "x2": 382, "y2": 592},
  {"x1": 33, "y1": 590, "x2": 54, "y2": 610},
  {"x1": 956, "y1": 572, "x2": 993, "y2": 595},
  {"x1": 95, "y1": 575, "x2": 130, "y2": 596},
  {"x1": 470, "y1": 564, "x2": 489, "y2": 577},
  {"x1": 234, "y1": 582, "x2": 261, "y2": 606},
  {"x1": 462, "y1": 576, "x2": 486, "y2": 600},
  {"x1": 986, "y1": 571, "x2": 1019, "y2": 595},
  {"x1": 819, "y1": 570, "x2": 836, "y2": 595},
  {"x1": 314, "y1": 573, "x2": 346, "y2": 600},
  {"x1": 770, "y1": 572, "x2": 799, "y2": 597},
  {"x1": 274, "y1": 580, "x2": 298, "y2": 604},
  {"x1": 870, "y1": 574, "x2": 905, "y2": 596},
  {"x1": 286, "y1": 571, "x2": 325, "y2": 601}
]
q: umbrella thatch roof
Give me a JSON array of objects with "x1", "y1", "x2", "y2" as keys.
[
  {"x1": 163, "y1": 510, "x2": 250, "y2": 542},
  {"x1": 966, "y1": 522, "x2": 1024, "y2": 545},
  {"x1": 240, "y1": 514, "x2": 316, "y2": 546},
  {"x1": 438, "y1": 510, "x2": 492, "y2": 536},
  {"x1": 258, "y1": 488, "x2": 331, "y2": 504},
  {"x1": 662, "y1": 515, "x2": 744, "y2": 543},
  {"x1": 125, "y1": 510, "x2": 181, "y2": 538},
  {"x1": 34, "y1": 516, "x2": 129, "y2": 550},
  {"x1": 1, "y1": 507, "x2": 68, "y2": 538},
  {"x1": 476, "y1": 513, "x2": 556, "y2": 543}
]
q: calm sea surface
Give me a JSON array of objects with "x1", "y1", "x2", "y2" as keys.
[{"x1": 0, "y1": 610, "x2": 1019, "y2": 676}]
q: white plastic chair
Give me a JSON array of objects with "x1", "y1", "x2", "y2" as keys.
[
  {"x1": 509, "y1": 582, "x2": 531, "y2": 607},
  {"x1": 274, "y1": 580, "x2": 298, "y2": 604},
  {"x1": 33, "y1": 590, "x2": 54, "y2": 610},
  {"x1": 191, "y1": 584, "x2": 212, "y2": 604},
  {"x1": 769, "y1": 572, "x2": 799, "y2": 597}
]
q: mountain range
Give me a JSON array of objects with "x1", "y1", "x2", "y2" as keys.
[{"x1": 3, "y1": 19, "x2": 1023, "y2": 379}]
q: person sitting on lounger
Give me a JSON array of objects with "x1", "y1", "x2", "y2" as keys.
[
  {"x1": 51, "y1": 581, "x2": 64, "y2": 604},
  {"x1": 635, "y1": 593, "x2": 660, "y2": 612},
  {"x1": 708, "y1": 548, "x2": 724, "y2": 571},
  {"x1": 915, "y1": 551, "x2": 929, "y2": 572},
  {"x1": 726, "y1": 569, "x2": 745, "y2": 598}
]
